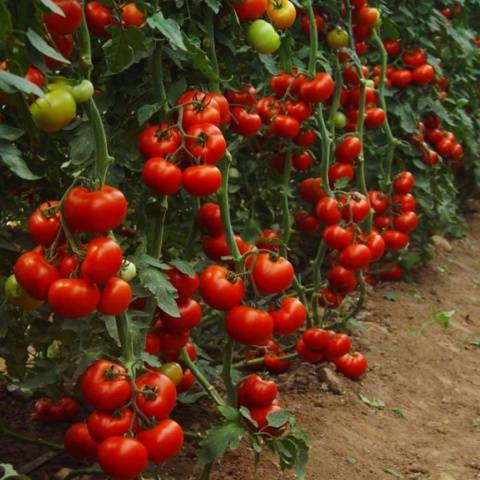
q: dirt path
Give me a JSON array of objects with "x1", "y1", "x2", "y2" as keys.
[{"x1": 2, "y1": 215, "x2": 480, "y2": 480}]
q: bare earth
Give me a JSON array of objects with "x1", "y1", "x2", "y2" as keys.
[{"x1": 1, "y1": 214, "x2": 480, "y2": 480}]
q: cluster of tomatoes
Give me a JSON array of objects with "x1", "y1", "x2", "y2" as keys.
[
  {"x1": 63, "y1": 359, "x2": 183, "y2": 479},
  {"x1": 296, "y1": 328, "x2": 367, "y2": 380},
  {"x1": 414, "y1": 114, "x2": 465, "y2": 169},
  {"x1": 31, "y1": 395, "x2": 80, "y2": 423},
  {"x1": 6, "y1": 185, "x2": 134, "y2": 319}
]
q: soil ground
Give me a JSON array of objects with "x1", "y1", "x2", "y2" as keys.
[{"x1": 1, "y1": 213, "x2": 480, "y2": 480}]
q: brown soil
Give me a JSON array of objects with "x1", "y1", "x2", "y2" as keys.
[{"x1": 2, "y1": 213, "x2": 480, "y2": 480}]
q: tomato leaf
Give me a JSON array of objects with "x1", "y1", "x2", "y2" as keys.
[
  {"x1": 0, "y1": 125, "x2": 24, "y2": 141},
  {"x1": 198, "y1": 421, "x2": 246, "y2": 466},
  {"x1": 20, "y1": 363, "x2": 65, "y2": 389},
  {"x1": 139, "y1": 267, "x2": 180, "y2": 317},
  {"x1": 0, "y1": 70, "x2": 44, "y2": 97},
  {"x1": 102, "y1": 315, "x2": 120, "y2": 346},
  {"x1": 204, "y1": 0, "x2": 220, "y2": 13},
  {"x1": 147, "y1": 14, "x2": 187, "y2": 51},
  {"x1": 137, "y1": 102, "x2": 163, "y2": 125},
  {"x1": 170, "y1": 259, "x2": 196, "y2": 277},
  {"x1": 0, "y1": 0, "x2": 12, "y2": 40},
  {"x1": 219, "y1": 405, "x2": 241, "y2": 422},
  {"x1": 39, "y1": 0, "x2": 65, "y2": 16},
  {"x1": 0, "y1": 142, "x2": 41, "y2": 180},
  {"x1": 183, "y1": 35, "x2": 220, "y2": 82},
  {"x1": 26, "y1": 29, "x2": 70, "y2": 64},
  {"x1": 140, "y1": 351, "x2": 161, "y2": 367},
  {"x1": 266, "y1": 409, "x2": 289, "y2": 428}
]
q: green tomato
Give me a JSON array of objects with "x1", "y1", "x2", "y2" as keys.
[
  {"x1": 159, "y1": 362, "x2": 184, "y2": 386},
  {"x1": 334, "y1": 112, "x2": 347, "y2": 129},
  {"x1": 72, "y1": 80, "x2": 94, "y2": 103},
  {"x1": 4, "y1": 274, "x2": 43, "y2": 311},
  {"x1": 326, "y1": 27, "x2": 349, "y2": 49},
  {"x1": 365, "y1": 79, "x2": 376, "y2": 88},
  {"x1": 247, "y1": 20, "x2": 281, "y2": 55},
  {"x1": 47, "y1": 79, "x2": 73, "y2": 93},
  {"x1": 30, "y1": 88, "x2": 77, "y2": 133},
  {"x1": 120, "y1": 260, "x2": 137, "y2": 282}
]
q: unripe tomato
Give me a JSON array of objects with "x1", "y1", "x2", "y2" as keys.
[
  {"x1": 326, "y1": 27, "x2": 349, "y2": 49},
  {"x1": 72, "y1": 80, "x2": 94, "y2": 103},
  {"x1": 30, "y1": 88, "x2": 77, "y2": 133},
  {"x1": 334, "y1": 112, "x2": 347, "y2": 129},
  {"x1": 120, "y1": 260, "x2": 137, "y2": 282},
  {"x1": 4, "y1": 274, "x2": 43, "y2": 310},
  {"x1": 247, "y1": 20, "x2": 281, "y2": 54},
  {"x1": 159, "y1": 362, "x2": 184, "y2": 386},
  {"x1": 267, "y1": 0, "x2": 296, "y2": 29}
]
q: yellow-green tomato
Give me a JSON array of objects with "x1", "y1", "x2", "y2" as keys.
[
  {"x1": 326, "y1": 26, "x2": 349, "y2": 49},
  {"x1": 120, "y1": 260, "x2": 137, "y2": 282},
  {"x1": 72, "y1": 80, "x2": 94, "y2": 103},
  {"x1": 247, "y1": 20, "x2": 281, "y2": 54},
  {"x1": 4, "y1": 274, "x2": 43, "y2": 311},
  {"x1": 159, "y1": 362, "x2": 184, "y2": 386},
  {"x1": 30, "y1": 88, "x2": 77, "y2": 133},
  {"x1": 334, "y1": 112, "x2": 347, "y2": 129}
]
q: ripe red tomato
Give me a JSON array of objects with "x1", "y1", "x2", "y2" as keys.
[
  {"x1": 185, "y1": 123, "x2": 226, "y2": 164},
  {"x1": 284, "y1": 100, "x2": 312, "y2": 123},
  {"x1": 300, "y1": 11, "x2": 325, "y2": 35},
  {"x1": 48, "y1": 278, "x2": 100, "y2": 318},
  {"x1": 182, "y1": 165, "x2": 222, "y2": 197},
  {"x1": 158, "y1": 330, "x2": 190, "y2": 358},
  {"x1": 341, "y1": 193, "x2": 370, "y2": 223},
  {"x1": 121, "y1": 2, "x2": 145, "y2": 27},
  {"x1": 28, "y1": 201, "x2": 60, "y2": 247},
  {"x1": 356, "y1": 5, "x2": 380, "y2": 27},
  {"x1": 80, "y1": 359, "x2": 132, "y2": 410},
  {"x1": 197, "y1": 202, "x2": 223, "y2": 236},
  {"x1": 269, "y1": 71, "x2": 293, "y2": 96},
  {"x1": 269, "y1": 114, "x2": 300, "y2": 138},
  {"x1": 237, "y1": 374, "x2": 277, "y2": 408},
  {"x1": 64, "y1": 423, "x2": 98, "y2": 460},
  {"x1": 413, "y1": 64, "x2": 435, "y2": 86},
  {"x1": 292, "y1": 151, "x2": 314, "y2": 171},
  {"x1": 233, "y1": 0, "x2": 268, "y2": 21},
  {"x1": 368, "y1": 190, "x2": 389, "y2": 214},
  {"x1": 302, "y1": 328, "x2": 330, "y2": 352},
  {"x1": 225, "y1": 84, "x2": 257, "y2": 106},
  {"x1": 299, "y1": 177, "x2": 325, "y2": 203},
  {"x1": 392, "y1": 193, "x2": 416, "y2": 212},
  {"x1": 182, "y1": 96, "x2": 221, "y2": 130},
  {"x1": 249, "y1": 402, "x2": 285, "y2": 434},
  {"x1": 380, "y1": 264, "x2": 403, "y2": 281},
  {"x1": 209, "y1": 93, "x2": 231, "y2": 125},
  {"x1": 365, "y1": 107, "x2": 386, "y2": 128},
  {"x1": 98, "y1": 437, "x2": 148, "y2": 480},
  {"x1": 142, "y1": 157, "x2": 182, "y2": 195},
  {"x1": 327, "y1": 266, "x2": 357, "y2": 293},
  {"x1": 14, "y1": 251, "x2": 60, "y2": 300},
  {"x1": 166, "y1": 267, "x2": 199, "y2": 301},
  {"x1": 328, "y1": 162, "x2": 354, "y2": 186},
  {"x1": 335, "y1": 136, "x2": 362, "y2": 164},
  {"x1": 81, "y1": 236, "x2": 123, "y2": 284},
  {"x1": 325, "y1": 332, "x2": 352, "y2": 361},
  {"x1": 294, "y1": 128, "x2": 317, "y2": 147},
  {"x1": 270, "y1": 297, "x2": 306, "y2": 335},
  {"x1": 43, "y1": 0, "x2": 83, "y2": 35},
  {"x1": 300, "y1": 73, "x2": 335, "y2": 103},
  {"x1": 390, "y1": 69, "x2": 413, "y2": 89},
  {"x1": 403, "y1": 48, "x2": 426, "y2": 67},
  {"x1": 257, "y1": 96, "x2": 282, "y2": 123},
  {"x1": 87, "y1": 408, "x2": 134, "y2": 442},
  {"x1": 202, "y1": 233, "x2": 249, "y2": 261},
  {"x1": 32, "y1": 396, "x2": 79, "y2": 422},
  {"x1": 64, "y1": 185, "x2": 127, "y2": 233},
  {"x1": 383, "y1": 39, "x2": 401, "y2": 57},
  {"x1": 295, "y1": 210, "x2": 320, "y2": 232},
  {"x1": 85, "y1": 1, "x2": 115, "y2": 37},
  {"x1": 46, "y1": 34, "x2": 74, "y2": 69},
  {"x1": 160, "y1": 298, "x2": 202, "y2": 333},
  {"x1": 58, "y1": 253, "x2": 79, "y2": 277},
  {"x1": 138, "y1": 419, "x2": 184, "y2": 464},
  {"x1": 176, "y1": 368, "x2": 195, "y2": 393},
  {"x1": 393, "y1": 171, "x2": 415, "y2": 194},
  {"x1": 230, "y1": 107, "x2": 262, "y2": 136},
  {"x1": 296, "y1": 337, "x2": 324, "y2": 363},
  {"x1": 393, "y1": 212, "x2": 418, "y2": 233},
  {"x1": 315, "y1": 197, "x2": 342, "y2": 225},
  {"x1": 323, "y1": 224, "x2": 354, "y2": 251},
  {"x1": 422, "y1": 150, "x2": 439, "y2": 166},
  {"x1": 251, "y1": 253, "x2": 294, "y2": 295},
  {"x1": 135, "y1": 371, "x2": 176, "y2": 420},
  {"x1": 343, "y1": 64, "x2": 369, "y2": 85},
  {"x1": 138, "y1": 124, "x2": 182, "y2": 158},
  {"x1": 435, "y1": 137, "x2": 454, "y2": 156},
  {"x1": 339, "y1": 243, "x2": 371, "y2": 270},
  {"x1": 264, "y1": 352, "x2": 290, "y2": 374},
  {"x1": 334, "y1": 352, "x2": 368, "y2": 380},
  {"x1": 424, "y1": 128, "x2": 443, "y2": 145},
  {"x1": 225, "y1": 306, "x2": 273, "y2": 345},
  {"x1": 382, "y1": 230, "x2": 409, "y2": 250},
  {"x1": 348, "y1": 86, "x2": 378, "y2": 107},
  {"x1": 366, "y1": 232, "x2": 386, "y2": 261},
  {"x1": 199, "y1": 265, "x2": 245, "y2": 311},
  {"x1": 256, "y1": 229, "x2": 281, "y2": 251},
  {"x1": 98, "y1": 277, "x2": 132, "y2": 315}
]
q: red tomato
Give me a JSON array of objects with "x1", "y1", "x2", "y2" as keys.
[
  {"x1": 185, "y1": 123, "x2": 226, "y2": 164},
  {"x1": 209, "y1": 92, "x2": 231, "y2": 125},
  {"x1": 325, "y1": 332, "x2": 352, "y2": 361},
  {"x1": 64, "y1": 423, "x2": 98, "y2": 460},
  {"x1": 32, "y1": 396, "x2": 79, "y2": 422},
  {"x1": 80, "y1": 359, "x2": 132, "y2": 410},
  {"x1": 248, "y1": 402, "x2": 285, "y2": 434},
  {"x1": 422, "y1": 150, "x2": 439, "y2": 166},
  {"x1": 28, "y1": 201, "x2": 60, "y2": 247},
  {"x1": 135, "y1": 371, "x2": 177, "y2": 420},
  {"x1": 225, "y1": 306, "x2": 273, "y2": 345},
  {"x1": 355, "y1": 5, "x2": 380, "y2": 27},
  {"x1": 138, "y1": 419, "x2": 184, "y2": 464},
  {"x1": 270, "y1": 297, "x2": 306, "y2": 335},
  {"x1": 237, "y1": 374, "x2": 277, "y2": 408},
  {"x1": 43, "y1": 0, "x2": 83, "y2": 35},
  {"x1": 251, "y1": 253, "x2": 294, "y2": 294},
  {"x1": 348, "y1": 86, "x2": 378, "y2": 107},
  {"x1": 335, "y1": 136, "x2": 362, "y2": 164},
  {"x1": 328, "y1": 162, "x2": 354, "y2": 186},
  {"x1": 382, "y1": 230, "x2": 409, "y2": 250},
  {"x1": 365, "y1": 107, "x2": 386, "y2": 128},
  {"x1": 98, "y1": 277, "x2": 132, "y2": 315},
  {"x1": 435, "y1": 137, "x2": 454, "y2": 156},
  {"x1": 284, "y1": 100, "x2": 312, "y2": 123},
  {"x1": 341, "y1": 193, "x2": 370, "y2": 223},
  {"x1": 183, "y1": 165, "x2": 222, "y2": 197},
  {"x1": 383, "y1": 39, "x2": 401, "y2": 57},
  {"x1": 299, "y1": 73, "x2": 335, "y2": 103},
  {"x1": 403, "y1": 48, "x2": 426, "y2": 67},
  {"x1": 202, "y1": 233, "x2": 249, "y2": 261},
  {"x1": 256, "y1": 229, "x2": 281, "y2": 251},
  {"x1": 413, "y1": 64, "x2": 435, "y2": 86},
  {"x1": 292, "y1": 151, "x2": 314, "y2": 171},
  {"x1": 14, "y1": 251, "x2": 60, "y2": 300},
  {"x1": 85, "y1": 1, "x2": 115, "y2": 37},
  {"x1": 264, "y1": 352, "x2": 290, "y2": 374},
  {"x1": 121, "y1": 2, "x2": 145, "y2": 27},
  {"x1": 366, "y1": 232, "x2": 386, "y2": 261},
  {"x1": 327, "y1": 266, "x2": 357, "y2": 293},
  {"x1": 166, "y1": 267, "x2": 199, "y2": 301},
  {"x1": 182, "y1": 96, "x2": 220, "y2": 130},
  {"x1": 81, "y1": 236, "x2": 123, "y2": 284},
  {"x1": 233, "y1": 0, "x2": 268, "y2": 21},
  {"x1": 323, "y1": 224, "x2": 353, "y2": 251},
  {"x1": 269, "y1": 114, "x2": 300, "y2": 138},
  {"x1": 25, "y1": 66, "x2": 46, "y2": 88},
  {"x1": 424, "y1": 128, "x2": 443, "y2": 145},
  {"x1": 392, "y1": 193, "x2": 416, "y2": 212},
  {"x1": 197, "y1": 202, "x2": 223, "y2": 236},
  {"x1": 299, "y1": 177, "x2": 325, "y2": 203},
  {"x1": 380, "y1": 264, "x2": 403, "y2": 281},
  {"x1": 97, "y1": 437, "x2": 148, "y2": 479},
  {"x1": 339, "y1": 243, "x2": 371, "y2": 270},
  {"x1": 230, "y1": 107, "x2": 262, "y2": 136},
  {"x1": 343, "y1": 64, "x2": 369, "y2": 85},
  {"x1": 64, "y1": 185, "x2": 127, "y2": 233},
  {"x1": 315, "y1": 197, "x2": 342, "y2": 225},
  {"x1": 46, "y1": 34, "x2": 74, "y2": 69},
  {"x1": 257, "y1": 96, "x2": 282, "y2": 123},
  {"x1": 302, "y1": 328, "x2": 330, "y2": 352},
  {"x1": 300, "y1": 10, "x2": 325, "y2": 34},
  {"x1": 296, "y1": 337, "x2": 324, "y2": 363},
  {"x1": 295, "y1": 210, "x2": 320, "y2": 232},
  {"x1": 393, "y1": 212, "x2": 418, "y2": 233},
  {"x1": 225, "y1": 84, "x2": 257, "y2": 106},
  {"x1": 158, "y1": 330, "x2": 190, "y2": 357},
  {"x1": 142, "y1": 157, "x2": 183, "y2": 195},
  {"x1": 176, "y1": 368, "x2": 195, "y2": 393},
  {"x1": 368, "y1": 190, "x2": 389, "y2": 214},
  {"x1": 393, "y1": 171, "x2": 415, "y2": 194},
  {"x1": 145, "y1": 332, "x2": 162, "y2": 355},
  {"x1": 87, "y1": 409, "x2": 134, "y2": 442},
  {"x1": 334, "y1": 352, "x2": 368, "y2": 379},
  {"x1": 138, "y1": 124, "x2": 182, "y2": 158},
  {"x1": 160, "y1": 298, "x2": 202, "y2": 333},
  {"x1": 294, "y1": 128, "x2": 317, "y2": 147},
  {"x1": 390, "y1": 69, "x2": 413, "y2": 89},
  {"x1": 199, "y1": 265, "x2": 245, "y2": 311}
]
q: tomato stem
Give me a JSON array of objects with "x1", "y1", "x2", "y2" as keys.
[
  {"x1": 232, "y1": 351, "x2": 298, "y2": 369},
  {"x1": 116, "y1": 312, "x2": 135, "y2": 365},
  {"x1": 221, "y1": 336, "x2": 236, "y2": 406},
  {"x1": 310, "y1": 239, "x2": 328, "y2": 326},
  {"x1": 206, "y1": 9, "x2": 220, "y2": 93},
  {"x1": 305, "y1": 0, "x2": 318, "y2": 77},
  {"x1": 151, "y1": 44, "x2": 169, "y2": 116},
  {"x1": 280, "y1": 145, "x2": 293, "y2": 256},
  {"x1": 317, "y1": 105, "x2": 333, "y2": 197},
  {"x1": 327, "y1": 56, "x2": 344, "y2": 133}
]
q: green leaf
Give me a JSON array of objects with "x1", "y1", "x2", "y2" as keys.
[
  {"x1": 103, "y1": 27, "x2": 134, "y2": 74},
  {"x1": 147, "y1": 14, "x2": 186, "y2": 51},
  {"x1": 0, "y1": 125, "x2": 24, "y2": 141},
  {"x1": 26, "y1": 29, "x2": 70, "y2": 64},
  {"x1": 136, "y1": 253, "x2": 169, "y2": 270},
  {"x1": 359, "y1": 394, "x2": 385, "y2": 410},
  {"x1": 431, "y1": 310, "x2": 455, "y2": 328},
  {"x1": 219, "y1": 405, "x2": 241, "y2": 422},
  {"x1": 204, "y1": 0, "x2": 220, "y2": 13},
  {"x1": 102, "y1": 315, "x2": 120, "y2": 346},
  {"x1": 0, "y1": 71, "x2": 44, "y2": 98},
  {"x1": 167, "y1": 78, "x2": 188, "y2": 105},
  {"x1": 140, "y1": 351, "x2": 161, "y2": 367},
  {"x1": 20, "y1": 364, "x2": 64, "y2": 389},
  {"x1": 258, "y1": 54, "x2": 279, "y2": 75},
  {"x1": 183, "y1": 35, "x2": 219, "y2": 82},
  {"x1": 170, "y1": 259, "x2": 196, "y2": 277},
  {"x1": 137, "y1": 103, "x2": 163, "y2": 125},
  {"x1": 198, "y1": 421, "x2": 246, "y2": 466},
  {"x1": 267, "y1": 410, "x2": 290, "y2": 428},
  {"x1": 0, "y1": 142, "x2": 41, "y2": 180},
  {"x1": 0, "y1": 0, "x2": 13, "y2": 40},
  {"x1": 139, "y1": 267, "x2": 179, "y2": 317},
  {"x1": 39, "y1": 0, "x2": 65, "y2": 15}
]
